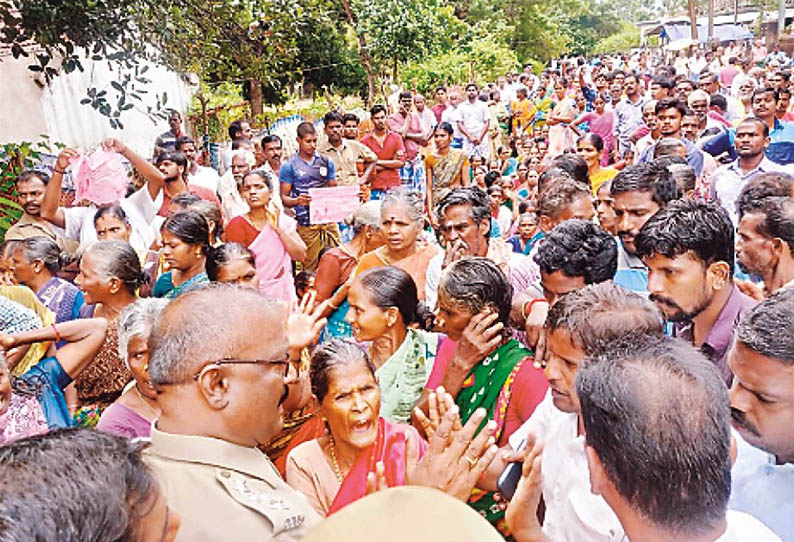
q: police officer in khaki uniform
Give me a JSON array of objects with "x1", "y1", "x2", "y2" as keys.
[{"x1": 143, "y1": 285, "x2": 322, "y2": 541}]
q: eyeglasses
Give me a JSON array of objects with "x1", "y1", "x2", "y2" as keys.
[{"x1": 192, "y1": 357, "x2": 290, "y2": 380}]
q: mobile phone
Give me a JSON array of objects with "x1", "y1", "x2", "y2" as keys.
[{"x1": 496, "y1": 438, "x2": 526, "y2": 500}]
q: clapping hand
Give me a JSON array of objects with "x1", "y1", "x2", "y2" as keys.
[
  {"x1": 406, "y1": 402, "x2": 499, "y2": 501},
  {"x1": 413, "y1": 386, "x2": 462, "y2": 437}
]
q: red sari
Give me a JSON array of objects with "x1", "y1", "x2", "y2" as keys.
[{"x1": 328, "y1": 418, "x2": 427, "y2": 515}]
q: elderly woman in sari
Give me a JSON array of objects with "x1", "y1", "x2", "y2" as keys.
[
  {"x1": 346, "y1": 266, "x2": 438, "y2": 423},
  {"x1": 286, "y1": 338, "x2": 428, "y2": 517},
  {"x1": 355, "y1": 189, "x2": 439, "y2": 300},
  {"x1": 152, "y1": 211, "x2": 210, "y2": 299},
  {"x1": 224, "y1": 170, "x2": 306, "y2": 304},
  {"x1": 423, "y1": 257, "x2": 548, "y2": 533},
  {"x1": 10, "y1": 236, "x2": 84, "y2": 323},
  {"x1": 0, "y1": 318, "x2": 107, "y2": 443},
  {"x1": 96, "y1": 298, "x2": 167, "y2": 439},
  {"x1": 425, "y1": 122, "x2": 470, "y2": 227},
  {"x1": 73, "y1": 241, "x2": 146, "y2": 425},
  {"x1": 315, "y1": 201, "x2": 383, "y2": 340}
]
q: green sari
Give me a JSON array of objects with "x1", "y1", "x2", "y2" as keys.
[{"x1": 456, "y1": 339, "x2": 530, "y2": 537}]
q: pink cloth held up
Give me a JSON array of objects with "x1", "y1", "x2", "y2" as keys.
[{"x1": 70, "y1": 148, "x2": 128, "y2": 205}]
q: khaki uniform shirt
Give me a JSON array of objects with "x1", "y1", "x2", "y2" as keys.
[
  {"x1": 144, "y1": 425, "x2": 321, "y2": 542},
  {"x1": 318, "y1": 139, "x2": 377, "y2": 186},
  {"x1": 4, "y1": 213, "x2": 80, "y2": 254}
]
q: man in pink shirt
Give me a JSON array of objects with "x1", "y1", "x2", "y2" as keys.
[{"x1": 387, "y1": 91, "x2": 427, "y2": 196}]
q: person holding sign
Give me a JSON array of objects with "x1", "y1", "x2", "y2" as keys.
[
  {"x1": 280, "y1": 122, "x2": 340, "y2": 272},
  {"x1": 225, "y1": 171, "x2": 307, "y2": 304}
]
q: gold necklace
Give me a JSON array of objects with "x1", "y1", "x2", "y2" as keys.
[{"x1": 327, "y1": 433, "x2": 344, "y2": 482}]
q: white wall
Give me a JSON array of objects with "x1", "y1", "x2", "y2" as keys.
[{"x1": 0, "y1": 50, "x2": 196, "y2": 157}]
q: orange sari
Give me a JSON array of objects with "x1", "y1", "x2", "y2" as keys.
[{"x1": 355, "y1": 244, "x2": 439, "y2": 301}]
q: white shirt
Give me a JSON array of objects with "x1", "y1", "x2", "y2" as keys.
[
  {"x1": 729, "y1": 430, "x2": 793, "y2": 542},
  {"x1": 509, "y1": 391, "x2": 625, "y2": 542},
  {"x1": 416, "y1": 107, "x2": 437, "y2": 140},
  {"x1": 188, "y1": 165, "x2": 220, "y2": 194},
  {"x1": 716, "y1": 511, "x2": 782, "y2": 541},
  {"x1": 440, "y1": 106, "x2": 461, "y2": 138},
  {"x1": 456, "y1": 99, "x2": 490, "y2": 141},
  {"x1": 710, "y1": 157, "x2": 791, "y2": 226},
  {"x1": 63, "y1": 186, "x2": 161, "y2": 256}
]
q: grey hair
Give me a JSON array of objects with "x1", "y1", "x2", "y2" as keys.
[
  {"x1": 381, "y1": 188, "x2": 424, "y2": 225},
  {"x1": 117, "y1": 298, "x2": 169, "y2": 366},
  {"x1": 545, "y1": 282, "x2": 663, "y2": 356},
  {"x1": 18, "y1": 236, "x2": 62, "y2": 274},
  {"x1": 83, "y1": 241, "x2": 144, "y2": 296},
  {"x1": 230, "y1": 149, "x2": 255, "y2": 168},
  {"x1": 736, "y1": 286, "x2": 794, "y2": 365},
  {"x1": 344, "y1": 200, "x2": 382, "y2": 234},
  {"x1": 148, "y1": 284, "x2": 286, "y2": 386}
]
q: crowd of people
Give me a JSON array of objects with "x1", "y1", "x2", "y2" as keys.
[{"x1": 0, "y1": 41, "x2": 793, "y2": 542}]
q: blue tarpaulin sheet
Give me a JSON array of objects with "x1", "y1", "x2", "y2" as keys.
[{"x1": 661, "y1": 23, "x2": 753, "y2": 43}]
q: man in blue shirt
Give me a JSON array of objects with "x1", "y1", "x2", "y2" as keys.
[
  {"x1": 728, "y1": 288, "x2": 794, "y2": 542},
  {"x1": 703, "y1": 86, "x2": 794, "y2": 165},
  {"x1": 279, "y1": 122, "x2": 339, "y2": 272}
]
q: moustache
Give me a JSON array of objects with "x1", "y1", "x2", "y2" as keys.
[
  {"x1": 731, "y1": 408, "x2": 761, "y2": 438},
  {"x1": 649, "y1": 293, "x2": 683, "y2": 311}
]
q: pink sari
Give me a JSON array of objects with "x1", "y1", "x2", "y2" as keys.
[
  {"x1": 248, "y1": 213, "x2": 298, "y2": 305},
  {"x1": 327, "y1": 418, "x2": 427, "y2": 515}
]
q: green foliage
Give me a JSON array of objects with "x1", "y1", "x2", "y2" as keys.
[
  {"x1": 398, "y1": 25, "x2": 519, "y2": 92},
  {"x1": 593, "y1": 22, "x2": 641, "y2": 54},
  {"x1": 2, "y1": 0, "x2": 170, "y2": 125},
  {"x1": 0, "y1": 138, "x2": 59, "y2": 241},
  {"x1": 187, "y1": 82, "x2": 248, "y2": 142},
  {"x1": 352, "y1": 0, "x2": 465, "y2": 72}
]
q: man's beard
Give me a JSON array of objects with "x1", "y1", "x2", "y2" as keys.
[{"x1": 650, "y1": 287, "x2": 712, "y2": 323}]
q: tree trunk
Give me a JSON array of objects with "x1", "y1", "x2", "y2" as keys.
[
  {"x1": 708, "y1": 0, "x2": 714, "y2": 43},
  {"x1": 340, "y1": 0, "x2": 377, "y2": 105},
  {"x1": 688, "y1": 0, "x2": 698, "y2": 46},
  {"x1": 249, "y1": 78, "x2": 263, "y2": 117}
]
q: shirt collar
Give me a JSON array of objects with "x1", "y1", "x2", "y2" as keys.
[
  {"x1": 702, "y1": 285, "x2": 752, "y2": 354},
  {"x1": 148, "y1": 424, "x2": 282, "y2": 487},
  {"x1": 728, "y1": 156, "x2": 775, "y2": 176}
]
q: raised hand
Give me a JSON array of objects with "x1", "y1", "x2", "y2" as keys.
[
  {"x1": 54, "y1": 148, "x2": 80, "y2": 173},
  {"x1": 101, "y1": 138, "x2": 126, "y2": 154},
  {"x1": 286, "y1": 291, "x2": 328, "y2": 353},
  {"x1": 406, "y1": 405, "x2": 499, "y2": 501}
]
